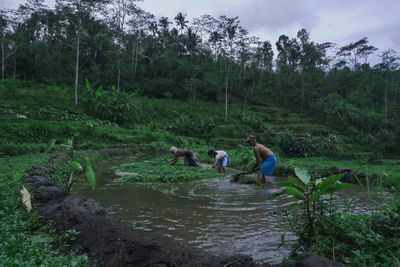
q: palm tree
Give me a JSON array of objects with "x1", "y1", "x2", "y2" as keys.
[
  {"x1": 158, "y1": 16, "x2": 171, "y2": 34},
  {"x1": 174, "y1": 12, "x2": 188, "y2": 35}
]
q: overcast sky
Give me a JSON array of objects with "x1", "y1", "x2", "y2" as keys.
[{"x1": 1, "y1": 0, "x2": 399, "y2": 60}]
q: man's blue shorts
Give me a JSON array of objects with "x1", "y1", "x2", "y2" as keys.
[
  {"x1": 259, "y1": 155, "x2": 277, "y2": 176},
  {"x1": 217, "y1": 154, "x2": 230, "y2": 168}
]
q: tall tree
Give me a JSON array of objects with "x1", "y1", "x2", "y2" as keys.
[
  {"x1": 158, "y1": 16, "x2": 171, "y2": 47},
  {"x1": 337, "y1": 37, "x2": 377, "y2": 70},
  {"x1": 107, "y1": 0, "x2": 139, "y2": 90},
  {"x1": 174, "y1": 12, "x2": 188, "y2": 35},
  {"x1": 297, "y1": 29, "x2": 330, "y2": 112},
  {"x1": 0, "y1": 9, "x2": 10, "y2": 79},
  {"x1": 183, "y1": 27, "x2": 200, "y2": 104},
  {"x1": 127, "y1": 8, "x2": 153, "y2": 81},
  {"x1": 219, "y1": 15, "x2": 239, "y2": 122},
  {"x1": 56, "y1": 0, "x2": 109, "y2": 105},
  {"x1": 376, "y1": 49, "x2": 400, "y2": 123}
]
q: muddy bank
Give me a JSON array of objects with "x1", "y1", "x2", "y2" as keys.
[{"x1": 25, "y1": 154, "x2": 344, "y2": 267}]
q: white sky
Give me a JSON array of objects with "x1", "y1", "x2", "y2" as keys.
[{"x1": 1, "y1": 0, "x2": 400, "y2": 61}]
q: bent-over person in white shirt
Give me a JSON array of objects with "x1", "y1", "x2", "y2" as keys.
[{"x1": 207, "y1": 149, "x2": 230, "y2": 173}]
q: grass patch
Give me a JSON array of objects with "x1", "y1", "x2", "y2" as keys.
[{"x1": 113, "y1": 158, "x2": 227, "y2": 183}]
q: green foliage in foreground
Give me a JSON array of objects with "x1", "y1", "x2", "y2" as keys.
[
  {"x1": 304, "y1": 201, "x2": 400, "y2": 266},
  {"x1": 113, "y1": 159, "x2": 226, "y2": 183},
  {"x1": 267, "y1": 169, "x2": 354, "y2": 245},
  {"x1": 0, "y1": 154, "x2": 88, "y2": 266},
  {"x1": 284, "y1": 197, "x2": 400, "y2": 265},
  {"x1": 271, "y1": 168, "x2": 400, "y2": 265}
]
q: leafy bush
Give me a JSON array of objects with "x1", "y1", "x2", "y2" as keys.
[
  {"x1": 272, "y1": 167, "x2": 400, "y2": 265},
  {"x1": 82, "y1": 80, "x2": 138, "y2": 124},
  {"x1": 278, "y1": 129, "x2": 308, "y2": 157},
  {"x1": 243, "y1": 114, "x2": 273, "y2": 144},
  {"x1": 167, "y1": 111, "x2": 215, "y2": 139},
  {"x1": 293, "y1": 199, "x2": 400, "y2": 265},
  {"x1": 0, "y1": 142, "x2": 42, "y2": 156},
  {"x1": 279, "y1": 130, "x2": 339, "y2": 157}
]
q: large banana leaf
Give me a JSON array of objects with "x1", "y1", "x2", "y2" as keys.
[
  {"x1": 309, "y1": 182, "x2": 354, "y2": 202},
  {"x1": 95, "y1": 86, "x2": 103, "y2": 100},
  {"x1": 295, "y1": 168, "x2": 311, "y2": 185},
  {"x1": 69, "y1": 161, "x2": 83, "y2": 172},
  {"x1": 66, "y1": 172, "x2": 74, "y2": 191},
  {"x1": 288, "y1": 176, "x2": 308, "y2": 190},
  {"x1": 44, "y1": 139, "x2": 56, "y2": 153},
  {"x1": 284, "y1": 186, "x2": 305, "y2": 200},
  {"x1": 280, "y1": 181, "x2": 306, "y2": 192},
  {"x1": 85, "y1": 158, "x2": 96, "y2": 191},
  {"x1": 316, "y1": 173, "x2": 344, "y2": 190},
  {"x1": 309, "y1": 190, "x2": 332, "y2": 202}
]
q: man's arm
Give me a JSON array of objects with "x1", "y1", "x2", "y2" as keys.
[
  {"x1": 251, "y1": 148, "x2": 261, "y2": 171},
  {"x1": 167, "y1": 154, "x2": 179, "y2": 165}
]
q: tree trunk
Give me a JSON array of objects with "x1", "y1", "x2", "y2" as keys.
[
  {"x1": 384, "y1": 76, "x2": 388, "y2": 123},
  {"x1": 224, "y1": 63, "x2": 230, "y2": 122},
  {"x1": 131, "y1": 38, "x2": 136, "y2": 82},
  {"x1": 13, "y1": 53, "x2": 16, "y2": 79},
  {"x1": 1, "y1": 39, "x2": 4, "y2": 79},
  {"x1": 58, "y1": 51, "x2": 61, "y2": 82},
  {"x1": 117, "y1": 52, "x2": 120, "y2": 90},
  {"x1": 242, "y1": 95, "x2": 246, "y2": 123},
  {"x1": 74, "y1": 31, "x2": 80, "y2": 106},
  {"x1": 134, "y1": 38, "x2": 139, "y2": 80},
  {"x1": 300, "y1": 75, "x2": 305, "y2": 112}
]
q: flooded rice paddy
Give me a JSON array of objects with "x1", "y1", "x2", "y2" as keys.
[{"x1": 74, "y1": 154, "x2": 387, "y2": 263}]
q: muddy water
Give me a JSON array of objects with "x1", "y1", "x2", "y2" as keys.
[{"x1": 74, "y1": 155, "x2": 387, "y2": 263}]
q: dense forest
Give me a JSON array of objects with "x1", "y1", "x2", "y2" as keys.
[{"x1": 0, "y1": 0, "x2": 399, "y2": 155}]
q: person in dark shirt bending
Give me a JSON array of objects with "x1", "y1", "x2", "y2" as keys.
[{"x1": 167, "y1": 146, "x2": 201, "y2": 167}]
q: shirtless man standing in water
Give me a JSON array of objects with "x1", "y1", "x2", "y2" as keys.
[{"x1": 246, "y1": 136, "x2": 277, "y2": 183}]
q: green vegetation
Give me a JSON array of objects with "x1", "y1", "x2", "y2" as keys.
[
  {"x1": 114, "y1": 158, "x2": 226, "y2": 184},
  {"x1": 0, "y1": 154, "x2": 88, "y2": 266},
  {"x1": 269, "y1": 169, "x2": 400, "y2": 265}
]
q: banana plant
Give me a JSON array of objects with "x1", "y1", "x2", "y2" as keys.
[
  {"x1": 66, "y1": 158, "x2": 95, "y2": 192},
  {"x1": 60, "y1": 138, "x2": 74, "y2": 157},
  {"x1": 43, "y1": 138, "x2": 95, "y2": 192},
  {"x1": 267, "y1": 167, "x2": 354, "y2": 235}
]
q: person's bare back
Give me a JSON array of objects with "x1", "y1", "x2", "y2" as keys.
[
  {"x1": 246, "y1": 136, "x2": 276, "y2": 182},
  {"x1": 254, "y1": 143, "x2": 274, "y2": 161}
]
